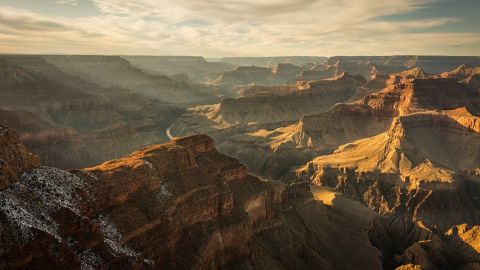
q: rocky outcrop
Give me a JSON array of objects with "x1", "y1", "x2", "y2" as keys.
[
  {"x1": 355, "y1": 77, "x2": 478, "y2": 116},
  {"x1": 335, "y1": 60, "x2": 376, "y2": 78},
  {"x1": 386, "y1": 68, "x2": 430, "y2": 84},
  {"x1": 440, "y1": 64, "x2": 480, "y2": 80},
  {"x1": 0, "y1": 132, "x2": 383, "y2": 269},
  {"x1": 215, "y1": 66, "x2": 275, "y2": 85},
  {"x1": 272, "y1": 63, "x2": 305, "y2": 77},
  {"x1": 214, "y1": 63, "x2": 307, "y2": 86},
  {"x1": 400, "y1": 78, "x2": 480, "y2": 114},
  {"x1": 0, "y1": 126, "x2": 39, "y2": 190},
  {"x1": 296, "y1": 65, "x2": 337, "y2": 81},
  {"x1": 440, "y1": 64, "x2": 480, "y2": 94}
]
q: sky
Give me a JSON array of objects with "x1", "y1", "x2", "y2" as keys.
[{"x1": 0, "y1": 0, "x2": 479, "y2": 57}]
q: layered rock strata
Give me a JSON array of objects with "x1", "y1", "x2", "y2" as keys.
[{"x1": 0, "y1": 130, "x2": 382, "y2": 269}]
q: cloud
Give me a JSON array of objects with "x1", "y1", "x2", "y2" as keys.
[
  {"x1": 56, "y1": 0, "x2": 78, "y2": 5},
  {"x1": 0, "y1": 7, "x2": 102, "y2": 37},
  {"x1": 0, "y1": 0, "x2": 478, "y2": 56}
]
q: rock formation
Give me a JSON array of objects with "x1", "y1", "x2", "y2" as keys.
[
  {"x1": 0, "y1": 129, "x2": 383, "y2": 269},
  {"x1": 0, "y1": 56, "x2": 183, "y2": 168},
  {"x1": 217, "y1": 102, "x2": 393, "y2": 178},
  {"x1": 214, "y1": 63, "x2": 308, "y2": 86},
  {"x1": 439, "y1": 64, "x2": 480, "y2": 93},
  {"x1": 296, "y1": 64, "x2": 337, "y2": 81},
  {"x1": 440, "y1": 64, "x2": 480, "y2": 80},
  {"x1": 327, "y1": 56, "x2": 480, "y2": 74},
  {"x1": 296, "y1": 109, "x2": 480, "y2": 269},
  {"x1": 124, "y1": 56, "x2": 235, "y2": 83},
  {"x1": 44, "y1": 55, "x2": 217, "y2": 104},
  {"x1": 170, "y1": 73, "x2": 367, "y2": 144},
  {"x1": 0, "y1": 126, "x2": 39, "y2": 190},
  {"x1": 298, "y1": 58, "x2": 411, "y2": 82},
  {"x1": 217, "y1": 70, "x2": 473, "y2": 179},
  {"x1": 294, "y1": 56, "x2": 480, "y2": 83},
  {"x1": 2, "y1": 54, "x2": 480, "y2": 269},
  {"x1": 217, "y1": 56, "x2": 327, "y2": 67}
]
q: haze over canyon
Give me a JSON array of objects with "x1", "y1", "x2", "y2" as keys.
[{"x1": 1, "y1": 0, "x2": 480, "y2": 270}]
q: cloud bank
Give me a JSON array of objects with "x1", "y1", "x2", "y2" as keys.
[{"x1": 0, "y1": 0, "x2": 478, "y2": 56}]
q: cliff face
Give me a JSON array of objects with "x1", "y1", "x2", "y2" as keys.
[
  {"x1": 216, "y1": 72, "x2": 465, "y2": 179},
  {"x1": 0, "y1": 131, "x2": 383, "y2": 270},
  {"x1": 440, "y1": 64, "x2": 480, "y2": 80},
  {"x1": 296, "y1": 59, "x2": 411, "y2": 82},
  {"x1": 296, "y1": 110, "x2": 480, "y2": 269},
  {"x1": 284, "y1": 73, "x2": 480, "y2": 268},
  {"x1": 0, "y1": 126, "x2": 39, "y2": 190},
  {"x1": 170, "y1": 73, "x2": 367, "y2": 145},
  {"x1": 218, "y1": 73, "x2": 364, "y2": 124},
  {"x1": 354, "y1": 77, "x2": 479, "y2": 116},
  {"x1": 296, "y1": 65, "x2": 337, "y2": 81},
  {"x1": 0, "y1": 128, "x2": 151, "y2": 269},
  {"x1": 298, "y1": 110, "x2": 480, "y2": 187},
  {"x1": 214, "y1": 63, "x2": 307, "y2": 86}
]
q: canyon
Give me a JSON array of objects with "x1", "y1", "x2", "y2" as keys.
[
  {"x1": 296, "y1": 109, "x2": 480, "y2": 268},
  {"x1": 43, "y1": 56, "x2": 218, "y2": 105},
  {"x1": 174, "y1": 64, "x2": 479, "y2": 179},
  {"x1": 170, "y1": 72, "x2": 368, "y2": 143},
  {"x1": 0, "y1": 126, "x2": 384, "y2": 269},
  {"x1": 1, "y1": 55, "x2": 479, "y2": 269},
  {"x1": 0, "y1": 56, "x2": 187, "y2": 168}
]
